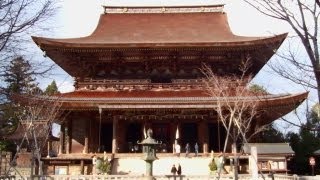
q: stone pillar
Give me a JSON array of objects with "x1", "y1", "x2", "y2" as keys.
[
  {"x1": 112, "y1": 117, "x2": 118, "y2": 154},
  {"x1": 58, "y1": 123, "x2": 64, "y2": 155}
]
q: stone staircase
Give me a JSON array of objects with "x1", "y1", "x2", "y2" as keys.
[{"x1": 111, "y1": 155, "x2": 212, "y2": 176}]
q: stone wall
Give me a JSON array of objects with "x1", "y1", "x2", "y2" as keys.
[{"x1": 69, "y1": 165, "x2": 92, "y2": 175}]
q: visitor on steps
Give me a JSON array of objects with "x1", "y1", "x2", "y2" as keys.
[
  {"x1": 194, "y1": 143, "x2": 199, "y2": 157},
  {"x1": 185, "y1": 143, "x2": 190, "y2": 157}
]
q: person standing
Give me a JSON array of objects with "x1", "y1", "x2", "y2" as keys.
[
  {"x1": 171, "y1": 164, "x2": 177, "y2": 175},
  {"x1": 185, "y1": 143, "x2": 190, "y2": 157},
  {"x1": 194, "y1": 143, "x2": 199, "y2": 157},
  {"x1": 177, "y1": 164, "x2": 182, "y2": 175}
]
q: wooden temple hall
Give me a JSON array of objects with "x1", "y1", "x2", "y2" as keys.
[{"x1": 32, "y1": 3, "x2": 307, "y2": 173}]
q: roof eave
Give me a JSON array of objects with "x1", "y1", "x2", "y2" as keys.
[{"x1": 32, "y1": 33, "x2": 288, "y2": 49}]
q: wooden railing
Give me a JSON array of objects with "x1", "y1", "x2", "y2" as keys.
[{"x1": 76, "y1": 79, "x2": 204, "y2": 91}]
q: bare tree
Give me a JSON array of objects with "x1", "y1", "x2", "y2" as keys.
[
  {"x1": 243, "y1": 0, "x2": 320, "y2": 102},
  {"x1": 4, "y1": 94, "x2": 62, "y2": 177},
  {"x1": 0, "y1": 1, "x2": 58, "y2": 121},
  {"x1": 201, "y1": 62, "x2": 268, "y2": 179},
  {"x1": 0, "y1": 0, "x2": 56, "y2": 72}
]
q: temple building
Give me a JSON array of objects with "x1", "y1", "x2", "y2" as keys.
[{"x1": 32, "y1": 3, "x2": 307, "y2": 175}]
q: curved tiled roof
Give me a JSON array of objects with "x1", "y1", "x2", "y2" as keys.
[
  {"x1": 52, "y1": 90, "x2": 307, "y2": 125},
  {"x1": 53, "y1": 90, "x2": 307, "y2": 105},
  {"x1": 33, "y1": 5, "x2": 286, "y2": 48},
  {"x1": 32, "y1": 9, "x2": 287, "y2": 48},
  {"x1": 31, "y1": 6, "x2": 287, "y2": 78}
]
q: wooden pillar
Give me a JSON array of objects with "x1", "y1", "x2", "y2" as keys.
[
  {"x1": 58, "y1": 123, "x2": 64, "y2": 155},
  {"x1": 83, "y1": 136, "x2": 89, "y2": 154},
  {"x1": 169, "y1": 122, "x2": 175, "y2": 153},
  {"x1": 66, "y1": 120, "x2": 71, "y2": 154},
  {"x1": 112, "y1": 117, "x2": 118, "y2": 154},
  {"x1": 198, "y1": 120, "x2": 208, "y2": 154},
  {"x1": 80, "y1": 160, "x2": 85, "y2": 175},
  {"x1": 47, "y1": 141, "x2": 51, "y2": 158},
  {"x1": 83, "y1": 120, "x2": 89, "y2": 154}
]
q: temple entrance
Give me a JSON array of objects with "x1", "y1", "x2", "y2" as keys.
[
  {"x1": 101, "y1": 123, "x2": 112, "y2": 152},
  {"x1": 208, "y1": 123, "x2": 226, "y2": 152},
  {"x1": 152, "y1": 123, "x2": 170, "y2": 152},
  {"x1": 126, "y1": 122, "x2": 142, "y2": 152},
  {"x1": 181, "y1": 123, "x2": 198, "y2": 150}
]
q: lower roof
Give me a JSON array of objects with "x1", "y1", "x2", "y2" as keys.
[
  {"x1": 51, "y1": 90, "x2": 307, "y2": 125},
  {"x1": 55, "y1": 90, "x2": 306, "y2": 104},
  {"x1": 243, "y1": 143, "x2": 294, "y2": 155}
]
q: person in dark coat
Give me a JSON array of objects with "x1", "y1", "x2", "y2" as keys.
[
  {"x1": 177, "y1": 164, "x2": 182, "y2": 175},
  {"x1": 171, "y1": 164, "x2": 177, "y2": 175}
]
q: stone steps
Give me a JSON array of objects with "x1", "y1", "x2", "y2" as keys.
[{"x1": 112, "y1": 156, "x2": 212, "y2": 176}]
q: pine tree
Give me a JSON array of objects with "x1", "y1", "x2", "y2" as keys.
[
  {"x1": 285, "y1": 107, "x2": 320, "y2": 174},
  {"x1": 0, "y1": 103, "x2": 19, "y2": 136},
  {"x1": 1, "y1": 57, "x2": 40, "y2": 138},
  {"x1": 4, "y1": 56, "x2": 39, "y2": 95},
  {"x1": 44, "y1": 80, "x2": 59, "y2": 95}
]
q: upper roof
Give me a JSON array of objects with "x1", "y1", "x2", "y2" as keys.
[
  {"x1": 32, "y1": 5, "x2": 286, "y2": 48},
  {"x1": 32, "y1": 5, "x2": 287, "y2": 79}
]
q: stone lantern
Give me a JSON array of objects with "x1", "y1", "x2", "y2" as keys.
[{"x1": 138, "y1": 128, "x2": 161, "y2": 180}]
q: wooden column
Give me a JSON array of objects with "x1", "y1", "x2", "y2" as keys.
[
  {"x1": 198, "y1": 120, "x2": 208, "y2": 154},
  {"x1": 169, "y1": 121, "x2": 175, "y2": 153},
  {"x1": 66, "y1": 121, "x2": 71, "y2": 154},
  {"x1": 112, "y1": 117, "x2": 118, "y2": 154},
  {"x1": 47, "y1": 141, "x2": 51, "y2": 158},
  {"x1": 58, "y1": 123, "x2": 64, "y2": 155},
  {"x1": 80, "y1": 160, "x2": 85, "y2": 175},
  {"x1": 83, "y1": 120, "x2": 89, "y2": 154}
]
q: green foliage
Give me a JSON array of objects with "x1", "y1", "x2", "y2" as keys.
[
  {"x1": 0, "y1": 103, "x2": 19, "y2": 136},
  {"x1": 96, "y1": 158, "x2": 111, "y2": 174},
  {"x1": 1, "y1": 56, "x2": 42, "y2": 138},
  {"x1": 285, "y1": 111, "x2": 320, "y2": 174},
  {"x1": 4, "y1": 57, "x2": 39, "y2": 95},
  {"x1": 208, "y1": 158, "x2": 218, "y2": 172},
  {"x1": 309, "y1": 103, "x2": 320, "y2": 137},
  {"x1": 44, "y1": 80, "x2": 59, "y2": 95},
  {"x1": 249, "y1": 84, "x2": 268, "y2": 94},
  {"x1": 254, "y1": 123, "x2": 285, "y2": 143},
  {"x1": 0, "y1": 140, "x2": 16, "y2": 152}
]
